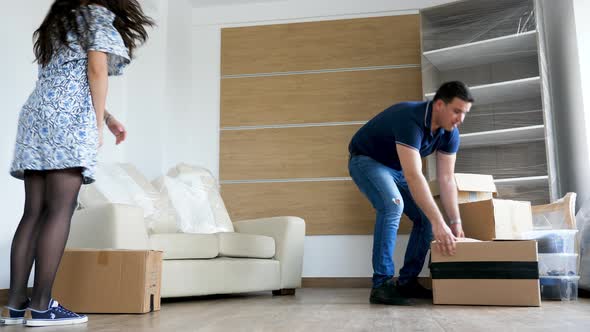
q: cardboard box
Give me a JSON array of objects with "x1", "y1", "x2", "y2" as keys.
[
  {"x1": 431, "y1": 240, "x2": 541, "y2": 306},
  {"x1": 460, "y1": 199, "x2": 533, "y2": 240},
  {"x1": 399, "y1": 173, "x2": 498, "y2": 232},
  {"x1": 53, "y1": 249, "x2": 163, "y2": 314},
  {"x1": 429, "y1": 173, "x2": 497, "y2": 204}
]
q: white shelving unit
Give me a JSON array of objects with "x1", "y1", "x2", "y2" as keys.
[
  {"x1": 423, "y1": 31, "x2": 538, "y2": 71},
  {"x1": 495, "y1": 175, "x2": 549, "y2": 187},
  {"x1": 421, "y1": 0, "x2": 553, "y2": 205},
  {"x1": 424, "y1": 77, "x2": 541, "y2": 105},
  {"x1": 460, "y1": 125, "x2": 545, "y2": 149}
]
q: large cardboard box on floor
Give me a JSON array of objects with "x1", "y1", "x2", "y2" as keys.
[
  {"x1": 431, "y1": 239, "x2": 541, "y2": 306},
  {"x1": 429, "y1": 173, "x2": 497, "y2": 204},
  {"x1": 460, "y1": 199, "x2": 533, "y2": 240},
  {"x1": 53, "y1": 249, "x2": 163, "y2": 314}
]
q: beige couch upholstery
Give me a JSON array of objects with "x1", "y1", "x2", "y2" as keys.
[{"x1": 66, "y1": 164, "x2": 305, "y2": 298}]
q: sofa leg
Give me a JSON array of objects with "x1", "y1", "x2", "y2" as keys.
[{"x1": 272, "y1": 288, "x2": 296, "y2": 296}]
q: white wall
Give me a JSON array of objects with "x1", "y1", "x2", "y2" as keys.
[
  {"x1": 0, "y1": 0, "x2": 53, "y2": 289},
  {"x1": 573, "y1": 0, "x2": 590, "y2": 169},
  {"x1": 125, "y1": 0, "x2": 200, "y2": 179},
  {"x1": 538, "y1": 0, "x2": 590, "y2": 210},
  {"x1": 163, "y1": 0, "x2": 211, "y2": 173},
  {"x1": 124, "y1": 0, "x2": 170, "y2": 179},
  {"x1": 191, "y1": 0, "x2": 458, "y2": 278}
]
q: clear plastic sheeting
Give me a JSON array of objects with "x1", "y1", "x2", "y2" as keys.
[
  {"x1": 495, "y1": 179, "x2": 550, "y2": 206},
  {"x1": 459, "y1": 98, "x2": 543, "y2": 135},
  {"x1": 455, "y1": 141, "x2": 547, "y2": 179},
  {"x1": 421, "y1": 0, "x2": 554, "y2": 204},
  {"x1": 531, "y1": 192, "x2": 577, "y2": 230},
  {"x1": 421, "y1": 0, "x2": 536, "y2": 52},
  {"x1": 152, "y1": 163, "x2": 234, "y2": 234},
  {"x1": 78, "y1": 163, "x2": 160, "y2": 218}
]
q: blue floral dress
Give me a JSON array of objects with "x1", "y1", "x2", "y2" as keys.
[{"x1": 10, "y1": 5, "x2": 130, "y2": 184}]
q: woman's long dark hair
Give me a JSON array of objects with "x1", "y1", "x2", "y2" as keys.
[{"x1": 33, "y1": 0, "x2": 155, "y2": 66}]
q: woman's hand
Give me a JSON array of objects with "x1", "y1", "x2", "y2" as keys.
[{"x1": 107, "y1": 117, "x2": 127, "y2": 145}]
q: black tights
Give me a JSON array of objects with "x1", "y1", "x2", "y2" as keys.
[{"x1": 8, "y1": 168, "x2": 83, "y2": 311}]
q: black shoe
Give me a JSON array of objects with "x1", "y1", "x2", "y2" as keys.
[
  {"x1": 369, "y1": 279, "x2": 411, "y2": 305},
  {"x1": 396, "y1": 278, "x2": 433, "y2": 299}
]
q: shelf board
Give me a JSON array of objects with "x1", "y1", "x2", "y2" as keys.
[
  {"x1": 423, "y1": 31, "x2": 538, "y2": 71},
  {"x1": 460, "y1": 125, "x2": 545, "y2": 149},
  {"x1": 425, "y1": 76, "x2": 541, "y2": 105},
  {"x1": 494, "y1": 175, "x2": 548, "y2": 186}
]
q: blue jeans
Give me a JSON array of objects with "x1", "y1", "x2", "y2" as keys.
[{"x1": 348, "y1": 155, "x2": 433, "y2": 288}]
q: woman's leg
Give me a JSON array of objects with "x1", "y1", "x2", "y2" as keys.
[
  {"x1": 8, "y1": 171, "x2": 46, "y2": 308},
  {"x1": 29, "y1": 168, "x2": 83, "y2": 310}
]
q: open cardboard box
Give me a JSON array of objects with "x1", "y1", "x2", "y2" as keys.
[
  {"x1": 429, "y1": 173, "x2": 497, "y2": 204},
  {"x1": 400, "y1": 173, "x2": 498, "y2": 232}
]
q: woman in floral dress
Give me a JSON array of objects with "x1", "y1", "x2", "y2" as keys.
[{"x1": 2, "y1": 0, "x2": 153, "y2": 327}]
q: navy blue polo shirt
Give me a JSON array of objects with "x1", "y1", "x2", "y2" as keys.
[{"x1": 348, "y1": 101, "x2": 460, "y2": 170}]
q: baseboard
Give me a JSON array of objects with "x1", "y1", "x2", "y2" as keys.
[
  {"x1": 302, "y1": 277, "x2": 432, "y2": 288},
  {"x1": 0, "y1": 288, "x2": 8, "y2": 306},
  {"x1": 302, "y1": 278, "x2": 372, "y2": 288}
]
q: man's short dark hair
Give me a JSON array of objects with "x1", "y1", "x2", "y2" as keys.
[{"x1": 433, "y1": 81, "x2": 474, "y2": 104}]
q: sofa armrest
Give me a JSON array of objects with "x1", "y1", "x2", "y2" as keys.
[
  {"x1": 233, "y1": 216, "x2": 305, "y2": 289},
  {"x1": 67, "y1": 203, "x2": 150, "y2": 249}
]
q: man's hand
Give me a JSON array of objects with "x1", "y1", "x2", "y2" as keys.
[
  {"x1": 107, "y1": 117, "x2": 127, "y2": 145},
  {"x1": 432, "y1": 222, "x2": 456, "y2": 256},
  {"x1": 450, "y1": 223, "x2": 465, "y2": 238}
]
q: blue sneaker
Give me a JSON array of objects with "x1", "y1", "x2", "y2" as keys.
[
  {"x1": 26, "y1": 299, "x2": 88, "y2": 327},
  {"x1": 0, "y1": 299, "x2": 29, "y2": 325}
]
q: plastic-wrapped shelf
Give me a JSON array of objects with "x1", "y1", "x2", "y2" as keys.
[{"x1": 420, "y1": 0, "x2": 553, "y2": 205}]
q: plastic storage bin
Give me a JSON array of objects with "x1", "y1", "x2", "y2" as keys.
[
  {"x1": 538, "y1": 254, "x2": 578, "y2": 276},
  {"x1": 540, "y1": 276, "x2": 580, "y2": 301},
  {"x1": 521, "y1": 230, "x2": 578, "y2": 253}
]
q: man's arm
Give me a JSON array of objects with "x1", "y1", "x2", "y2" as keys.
[
  {"x1": 436, "y1": 152, "x2": 464, "y2": 238},
  {"x1": 396, "y1": 144, "x2": 456, "y2": 255}
]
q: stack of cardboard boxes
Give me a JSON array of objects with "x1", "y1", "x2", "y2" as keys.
[{"x1": 428, "y1": 173, "x2": 541, "y2": 306}]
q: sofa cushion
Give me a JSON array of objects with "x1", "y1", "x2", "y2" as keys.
[
  {"x1": 150, "y1": 233, "x2": 218, "y2": 259},
  {"x1": 217, "y1": 232, "x2": 275, "y2": 259}
]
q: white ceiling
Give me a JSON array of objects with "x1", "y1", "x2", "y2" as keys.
[{"x1": 190, "y1": 0, "x2": 284, "y2": 8}]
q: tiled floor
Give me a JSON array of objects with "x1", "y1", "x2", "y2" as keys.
[{"x1": 3, "y1": 288, "x2": 590, "y2": 331}]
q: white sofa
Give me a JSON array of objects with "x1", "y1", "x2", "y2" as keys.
[{"x1": 66, "y1": 163, "x2": 305, "y2": 297}]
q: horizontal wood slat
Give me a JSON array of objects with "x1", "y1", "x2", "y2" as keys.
[
  {"x1": 221, "y1": 125, "x2": 361, "y2": 180},
  {"x1": 221, "y1": 15, "x2": 421, "y2": 75},
  {"x1": 221, "y1": 67, "x2": 422, "y2": 127},
  {"x1": 221, "y1": 180, "x2": 412, "y2": 235}
]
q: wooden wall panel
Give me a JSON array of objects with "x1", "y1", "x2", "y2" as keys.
[
  {"x1": 221, "y1": 125, "x2": 361, "y2": 180},
  {"x1": 220, "y1": 14, "x2": 422, "y2": 236},
  {"x1": 221, "y1": 15, "x2": 421, "y2": 75},
  {"x1": 221, "y1": 68, "x2": 422, "y2": 127},
  {"x1": 221, "y1": 181, "x2": 413, "y2": 235}
]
